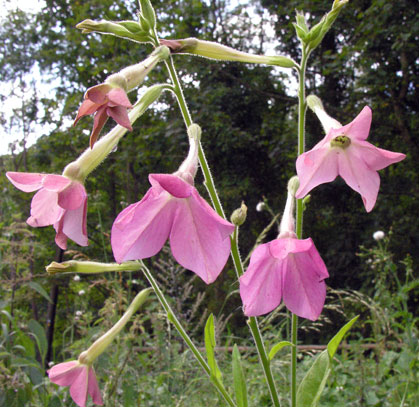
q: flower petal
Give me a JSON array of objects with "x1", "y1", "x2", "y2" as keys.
[
  {"x1": 58, "y1": 182, "x2": 86, "y2": 210},
  {"x1": 239, "y1": 243, "x2": 282, "y2": 316},
  {"x1": 150, "y1": 174, "x2": 193, "y2": 198},
  {"x1": 74, "y1": 99, "x2": 100, "y2": 125},
  {"x1": 86, "y1": 83, "x2": 112, "y2": 104},
  {"x1": 87, "y1": 367, "x2": 103, "y2": 405},
  {"x1": 107, "y1": 87, "x2": 133, "y2": 108},
  {"x1": 338, "y1": 148, "x2": 380, "y2": 212},
  {"x1": 170, "y1": 190, "x2": 234, "y2": 284},
  {"x1": 107, "y1": 105, "x2": 133, "y2": 131},
  {"x1": 355, "y1": 141, "x2": 406, "y2": 171},
  {"x1": 90, "y1": 106, "x2": 109, "y2": 147},
  {"x1": 27, "y1": 189, "x2": 63, "y2": 227},
  {"x1": 282, "y1": 238, "x2": 327, "y2": 321},
  {"x1": 343, "y1": 106, "x2": 372, "y2": 141},
  {"x1": 295, "y1": 147, "x2": 339, "y2": 199},
  {"x1": 42, "y1": 174, "x2": 72, "y2": 192},
  {"x1": 6, "y1": 172, "x2": 45, "y2": 192},
  {"x1": 111, "y1": 188, "x2": 175, "y2": 263},
  {"x1": 61, "y1": 199, "x2": 88, "y2": 247},
  {"x1": 69, "y1": 365, "x2": 89, "y2": 407},
  {"x1": 48, "y1": 361, "x2": 81, "y2": 386}
]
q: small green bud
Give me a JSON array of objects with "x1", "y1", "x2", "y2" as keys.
[
  {"x1": 295, "y1": 10, "x2": 309, "y2": 32},
  {"x1": 231, "y1": 202, "x2": 248, "y2": 226},
  {"x1": 287, "y1": 176, "x2": 300, "y2": 197},
  {"x1": 306, "y1": 95, "x2": 324, "y2": 112},
  {"x1": 139, "y1": 13, "x2": 151, "y2": 32},
  {"x1": 187, "y1": 123, "x2": 202, "y2": 142}
]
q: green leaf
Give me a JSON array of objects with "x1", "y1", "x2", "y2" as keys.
[
  {"x1": 232, "y1": 345, "x2": 248, "y2": 407},
  {"x1": 296, "y1": 350, "x2": 331, "y2": 407},
  {"x1": 268, "y1": 341, "x2": 294, "y2": 361},
  {"x1": 204, "y1": 314, "x2": 222, "y2": 383},
  {"x1": 139, "y1": 0, "x2": 156, "y2": 30},
  {"x1": 28, "y1": 319, "x2": 47, "y2": 363},
  {"x1": 327, "y1": 315, "x2": 359, "y2": 359},
  {"x1": 28, "y1": 281, "x2": 52, "y2": 304},
  {"x1": 297, "y1": 316, "x2": 359, "y2": 406}
]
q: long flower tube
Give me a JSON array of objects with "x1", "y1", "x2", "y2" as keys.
[
  {"x1": 7, "y1": 87, "x2": 169, "y2": 249},
  {"x1": 48, "y1": 288, "x2": 151, "y2": 407}
]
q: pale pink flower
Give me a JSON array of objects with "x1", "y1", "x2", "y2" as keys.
[
  {"x1": 111, "y1": 173, "x2": 234, "y2": 284},
  {"x1": 48, "y1": 361, "x2": 103, "y2": 407},
  {"x1": 74, "y1": 83, "x2": 132, "y2": 147},
  {"x1": 295, "y1": 106, "x2": 406, "y2": 212},
  {"x1": 6, "y1": 172, "x2": 88, "y2": 249},
  {"x1": 239, "y1": 237, "x2": 329, "y2": 320}
]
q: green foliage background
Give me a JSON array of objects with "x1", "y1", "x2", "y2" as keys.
[{"x1": 0, "y1": 0, "x2": 418, "y2": 405}]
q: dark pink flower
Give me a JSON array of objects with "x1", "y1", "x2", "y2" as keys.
[
  {"x1": 74, "y1": 83, "x2": 133, "y2": 147},
  {"x1": 48, "y1": 361, "x2": 103, "y2": 407},
  {"x1": 6, "y1": 172, "x2": 88, "y2": 249},
  {"x1": 111, "y1": 173, "x2": 234, "y2": 284},
  {"x1": 295, "y1": 106, "x2": 406, "y2": 212},
  {"x1": 239, "y1": 237, "x2": 329, "y2": 320}
]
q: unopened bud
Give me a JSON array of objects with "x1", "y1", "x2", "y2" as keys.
[
  {"x1": 373, "y1": 230, "x2": 385, "y2": 241},
  {"x1": 306, "y1": 94, "x2": 342, "y2": 133},
  {"x1": 256, "y1": 202, "x2": 265, "y2": 212},
  {"x1": 46, "y1": 260, "x2": 142, "y2": 275},
  {"x1": 287, "y1": 176, "x2": 300, "y2": 197},
  {"x1": 231, "y1": 202, "x2": 247, "y2": 226},
  {"x1": 187, "y1": 123, "x2": 202, "y2": 141},
  {"x1": 161, "y1": 38, "x2": 296, "y2": 68}
]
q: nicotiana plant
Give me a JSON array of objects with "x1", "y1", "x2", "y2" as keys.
[{"x1": 6, "y1": 1, "x2": 406, "y2": 406}]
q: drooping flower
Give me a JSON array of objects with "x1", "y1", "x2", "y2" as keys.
[
  {"x1": 239, "y1": 177, "x2": 329, "y2": 320},
  {"x1": 74, "y1": 46, "x2": 170, "y2": 147},
  {"x1": 6, "y1": 171, "x2": 87, "y2": 250},
  {"x1": 295, "y1": 97, "x2": 406, "y2": 212},
  {"x1": 48, "y1": 288, "x2": 151, "y2": 407},
  {"x1": 48, "y1": 361, "x2": 103, "y2": 407},
  {"x1": 111, "y1": 124, "x2": 235, "y2": 284},
  {"x1": 74, "y1": 84, "x2": 133, "y2": 148}
]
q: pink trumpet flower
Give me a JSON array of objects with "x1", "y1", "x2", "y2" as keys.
[
  {"x1": 239, "y1": 237, "x2": 329, "y2": 320},
  {"x1": 295, "y1": 104, "x2": 406, "y2": 212},
  {"x1": 111, "y1": 124, "x2": 235, "y2": 284},
  {"x1": 239, "y1": 176, "x2": 329, "y2": 320},
  {"x1": 74, "y1": 83, "x2": 132, "y2": 148},
  {"x1": 6, "y1": 172, "x2": 87, "y2": 250},
  {"x1": 48, "y1": 361, "x2": 103, "y2": 407}
]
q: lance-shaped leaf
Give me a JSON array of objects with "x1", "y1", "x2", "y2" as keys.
[
  {"x1": 296, "y1": 315, "x2": 359, "y2": 406},
  {"x1": 204, "y1": 314, "x2": 223, "y2": 383},
  {"x1": 232, "y1": 345, "x2": 248, "y2": 407}
]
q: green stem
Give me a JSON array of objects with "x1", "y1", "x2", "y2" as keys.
[
  {"x1": 292, "y1": 45, "x2": 310, "y2": 407},
  {"x1": 248, "y1": 317, "x2": 281, "y2": 407},
  {"x1": 139, "y1": 261, "x2": 236, "y2": 407},
  {"x1": 164, "y1": 53, "x2": 280, "y2": 407}
]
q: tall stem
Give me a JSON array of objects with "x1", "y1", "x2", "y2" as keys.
[
  {"x1": 140, "y1": 261, "x2": 236, "y2": 407},
  {"x1": 164, "y1": 54, "x2": 280, "y2": 407},
  {"x1": 292, "y1": 45, "x2": 309, "y2": 407}
]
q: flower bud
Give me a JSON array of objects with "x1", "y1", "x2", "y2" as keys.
[
  {"x1": 46, "y1": 260, "x2": 142, "y2": 275},
  {"x1": 306, "y1": 0, "x2": 349, "y2": 50},
  {"x1": 306, "y1": 94, "x2": 342, "y2": 133},
  {"x1": 287, "y1": 176, "x2": 300, "y2": 197},
  {"x1": 160, "y1": 38, "x2": 296, "y2": 68},
  {"x1": 187, "y1": 123, "x2": 202, "y2": 141},
  {"x1": 256, "y1": 201, "x2": 265, "y2": 212},
  {"x1": 76, "y1": 19, "x2": 151, "y2": 43},
  {"x1": 81, "y1": 288, "x2": 152, "y2": 363},
  {"x1": 373, "y1": 230, "x2": 385, "y2": 241},
  {"x1": 138, "y1": 0, "x2": 156, "y2": 31},
  {"x1": 231, "y1": 202, "x2": 247, "y2": 226}
]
